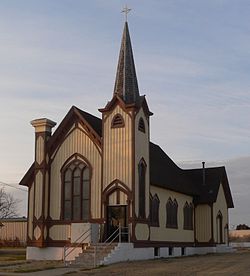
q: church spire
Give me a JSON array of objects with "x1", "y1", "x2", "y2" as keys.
[{"x1": 113, "y1": 21, "x2": 140, "y2": 104}]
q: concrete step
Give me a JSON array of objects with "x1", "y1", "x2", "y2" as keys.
[{"x1": 68, "y1": 243, "x2": 119, "y2": 267}]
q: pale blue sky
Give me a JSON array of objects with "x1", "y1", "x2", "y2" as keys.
[{"x1": 0, "y1": 1, "x2": 250, "y2": 225}]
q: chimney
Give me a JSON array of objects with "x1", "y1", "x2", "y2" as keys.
[{"x1": 202, "y1": 161, "x2": 206, "y2": 185}]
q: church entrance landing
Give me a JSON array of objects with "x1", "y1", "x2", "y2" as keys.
[{"x1": 106, "y1": 205, "x2": 128, "y2": 242}]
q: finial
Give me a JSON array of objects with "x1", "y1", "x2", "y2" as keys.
[{"x1": 121, "y1": 5, "x2": 131, "y2": 22}]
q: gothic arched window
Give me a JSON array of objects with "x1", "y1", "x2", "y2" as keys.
[
  {"x1": 183, "y1": 202, "x2": 193, "y2": 230},
  {"x1": 62, "y1": 160, "x2": 90, "y2": 221},
  {"x1": 150, "y1": 194, "x2": 160, "y2": 226},
  {"x1": 111, "y1": 114, "x2": 125, "y2": 128},
  {"x1": 166, "y1": 197, "x2": 178, "y2": 228},
  {"x1": 138, "y1": 159, "x2": 146, "y2": 219}
]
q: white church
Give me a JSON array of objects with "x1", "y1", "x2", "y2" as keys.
[{"x1": 20, "y1": 20, "x2": 234, "y2": 264}]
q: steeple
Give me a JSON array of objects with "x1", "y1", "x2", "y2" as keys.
[{"x1": 113, "y1": 22, "x2": 140, "y2": 104}]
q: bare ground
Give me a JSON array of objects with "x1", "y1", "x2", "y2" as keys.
[
  {"x1": 72, "y1": 248, "x2": 250, "y2": 276},
  {"x1": 0, "y1": 248, "x2": 250, "y2": 275}
]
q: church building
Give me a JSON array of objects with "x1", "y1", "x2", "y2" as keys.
[{"x1": 20, "y1": 21, "x2": 234, "y2": 263}]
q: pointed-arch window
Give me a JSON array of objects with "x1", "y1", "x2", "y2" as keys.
[
  {"x1": 166, "y1": 198, "x2": 178, "y2": 228},
  {"x1": 111, "y1": 114, "x2": 125, "y2": 128},
  {"x1": 150, "y1": 194, "x2": 160, "y2": 227},
  {"x1": 183, "y1": 202, "x2": 193, "y2": 230},
  {"x1": 138, "y1": 117, "x2": 145, "y2": 133},
  {"x1": 138, "y1": 159, "x2": 146, "y2": 219},
  {"x1": 62, "y1": 160, "x2": 90, "y2": 221}
]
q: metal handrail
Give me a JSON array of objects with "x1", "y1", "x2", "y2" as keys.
[
  {"x1": 93, "y1": 224, "x2": 130, "y2": 267},
  {"x1": 63, "y1": 227, "x2": 91, "y2": 265},
  {"x1": 103, "y1": 227, "x2": 120, "y2": 243}
]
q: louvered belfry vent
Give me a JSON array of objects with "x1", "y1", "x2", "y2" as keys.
[{"x1": 111, "y1": 114, "x2": 125, "y2": 128}]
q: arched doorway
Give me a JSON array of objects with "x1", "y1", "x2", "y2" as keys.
[{"x1": 102, "y1": 180, "x2": 132, "y2": 242}]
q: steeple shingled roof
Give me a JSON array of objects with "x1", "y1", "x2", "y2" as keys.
[{"x1": 113, "y1": 22, "x2": 140, "y2": 104}]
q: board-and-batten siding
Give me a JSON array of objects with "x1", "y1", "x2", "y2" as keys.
[
  {"x1": 34, "y1": 171, "x2": 43, "y2": 219},
  {"x1": 213, "y1": 184, "x2": 228, "y2": 243},
  {"x1": 50, "y1": 127, "x2": 101, "y2": 220},
  {"x1": 195, "y1": 204, "x2": 212, "y2": 242},
  {"x1": 103, "y1": 105, "x2": 132, "y2": 190},
  {"x1": 134, "y1": 108, "x2": 150, "y2": 219},
  {"x1": 108, "y1": 190, "x2": 127, "y2": 205},
  {"x1": 149, "y1": 186, "x2": 194, "y2": 242}
]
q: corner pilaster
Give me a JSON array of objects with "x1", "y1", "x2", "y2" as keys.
[{"x1": 31, "y1": 118, "x2": 56, "y2": 247}]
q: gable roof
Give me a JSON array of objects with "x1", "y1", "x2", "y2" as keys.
[
  {"x1": 47, "y1": 106, "x2": 102, "y2": 155},
  {"x1": 184, "y1": 166, "x2": 234, "y2": 208},
  {"x1": 149, "y1": 142, "x2": 198, "y2": 196},
  {"x1": 150, "y1": 141, "x2": 234, "y2": 208}
]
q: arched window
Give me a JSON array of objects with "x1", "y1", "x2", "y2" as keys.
[
  {"x1": 111, "y1": 114, "x2": 125, "y2": 128},
  {"x1": 138, "y1": 159, "x2": 146, "y2": 219},
  {"x1": 183, "y1": 202, "x2": 193, "y2": 230},
  {"x1": 150, "y1": 194, "x2": 160, "y2": 227},
  {"x1": 62, "y1": 160, "x2": 90, "y2": 221},
  {"x1": 216, "y1": 211, "x2": 223, "y2": 243},
  {"x1": 166, "y1": 197, "x2": 178, "y2": 228},
  {"x1": 138, "y1": 117, "x2": 145, "y2": 133}
]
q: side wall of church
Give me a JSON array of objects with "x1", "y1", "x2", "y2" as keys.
[
  {"x1": 134, "y1": 108, "x2": 150, "y2": 219},
  {"x1": 149, "y1": 186, "x2": 194, "y2": 242},
  {"x1": 50, "y1": 125, "x2": 102, "y2": 222},
  {"x1": 195, "y1": 204, "x2": 212, "y2": 242},
  {"x1": 213, "y1": 184, "x2": 228, "y2": 243}
]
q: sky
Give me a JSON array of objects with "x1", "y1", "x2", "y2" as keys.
[{"x1": 0, "y1": 0, "x2": 250, "y2": 227}]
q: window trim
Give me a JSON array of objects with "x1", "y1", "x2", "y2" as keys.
[
  {"x1": 166, "y1": 197, "x2": 178, "y2": 229},
  {"x1": 183, "y1": 202, "x2": 193, "y2": 230},
  {"x1": 150, "y1": 193, "x2": 160, "y2": 227},
  {"x1": 61, "y1": 157, "x2": 91, "y2": 222},
  {"x1": 138, "y1": 158, "x2": 147, "y2": 219}
]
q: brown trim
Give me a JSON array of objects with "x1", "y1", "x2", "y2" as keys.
[
  {"x1": 26, "y1": 186, "x2": 31, "y2": 242},
  {"x1": 194, "y1": 242, "x2": 216, "y2": 247},
  {"x1": 51, "y1": 124, "x2": 101, "y2": 163},
  {"x1": 102, "y1": 179, "x2": 132, "y2": 198},
  {"x1": 149, "y1": 193, "x2": 160, "y2": 227},
  {"x1": 134, "y1": 218, "x2": 149, "y2": 224},
  {"x1": 48, "y1": 106, "x2": 102, "y2": 158},
  {"x1": 60, "y1": 154, "x2": 92, "y2": 222},
  {"x1": 99, "y1": 95, "x2": 134, "y2": 117},
  {"x1": 116, "y1": 190, "x2": 120, "y2": 204},
  {"x1": 216, "y1": 210, "x2": 223, "y2": 244},
  {"x1": 19, "y1": 163, "x2": 34, "y2": 187}
]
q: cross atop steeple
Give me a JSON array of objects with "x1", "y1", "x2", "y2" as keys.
[{"x1": 121, "y1": 5, "x2": 131, "y2": 22}]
